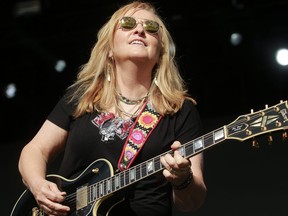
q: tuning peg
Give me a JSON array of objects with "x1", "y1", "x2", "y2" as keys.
[
  {"x1": 268, "y1": 134, "x2": 273, "y2": 145},
  {"x1": 282, "y1": 130, "x2": 287, "y2": 141},
  {"x1": 252, "y1": 138, "x2": 259, "y2": 148}
]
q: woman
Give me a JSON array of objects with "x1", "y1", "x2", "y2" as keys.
[{"x1": 17, "y1": 1, "x2": 207, "y2": 215}]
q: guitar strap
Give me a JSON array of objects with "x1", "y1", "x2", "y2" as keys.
[{"x1": 117, "y1": 100, "x2": 162, "y2": 171}]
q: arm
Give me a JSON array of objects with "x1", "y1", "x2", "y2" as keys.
[
  {"x1": 160, "y1": 141, "x2": 207, "y2": 212},
  {"x1": 18, "y1": 120, "x2": 70, "y2": 215}
]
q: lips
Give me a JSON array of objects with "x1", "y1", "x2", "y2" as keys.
[{"x1": 130, "y1": 39, "x2": 147, "y2": 46}]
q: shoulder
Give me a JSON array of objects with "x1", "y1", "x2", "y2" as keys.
[
  {"x1": 177, "y1": 99, "x2": 202, "y2": 129},
  {"x1": 181, "y1": 99, "x2": 199, "y2": 114},
  {"x1": 172, "y1": 99, "x2": 203, "y2": 142}
]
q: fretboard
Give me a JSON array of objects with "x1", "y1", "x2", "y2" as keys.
[{"x1": 87, "y1": 126, "x2": 226, "y2": 204}]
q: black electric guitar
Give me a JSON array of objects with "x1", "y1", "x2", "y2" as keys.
[{"x1": 10, "y1": 100, "x2": 288, "y2": 216}]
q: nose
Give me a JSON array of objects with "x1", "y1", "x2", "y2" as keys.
[{"x1": 134, "y1": 22, "x2": 145, "y2": 34}]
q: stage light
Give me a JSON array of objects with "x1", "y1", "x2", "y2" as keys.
[
  {"x1": 230, "y1": 32, "x2": 242, "y2": 46},
  {"x1": 4, "y1": 83, "x2": 17, "y2": 99},
  {"x1": 276, "y1": 48, "x2": 288, "y2": 66},
  {"x1": 55, "y1": 60, "x2": 66, "y2": 72}
]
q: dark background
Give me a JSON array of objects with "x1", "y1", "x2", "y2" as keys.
[{"x1": 1, "y1": 0, "x2": 288, "y2": 215}]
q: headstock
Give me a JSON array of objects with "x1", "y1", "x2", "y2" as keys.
[{"x1": 226, "y1": 100, "x2": 288, "y2": 147}]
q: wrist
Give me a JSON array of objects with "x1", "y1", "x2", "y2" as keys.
[{"x1": 171, "y1": 170, "x2": 193, "y2": 190}]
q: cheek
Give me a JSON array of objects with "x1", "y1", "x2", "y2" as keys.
[
  {"x1": 113, "y1": 32, "x2": 127, "y2": 52},
  {"x1": 152, "y1": 40, "x2": 162, "y2": 59}
]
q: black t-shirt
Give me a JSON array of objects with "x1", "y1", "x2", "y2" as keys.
[{"x1": 47, "y1": 94, "x2": 202, "y2": 216}]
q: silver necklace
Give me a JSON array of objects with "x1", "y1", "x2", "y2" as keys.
[{"x1": 116, "y1": 91, "x2": 148, "y2": 105}]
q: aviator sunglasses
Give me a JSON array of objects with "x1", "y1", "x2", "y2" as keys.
[{"x1": 118, "y1": 16, "x2": 160, "y2": 34}]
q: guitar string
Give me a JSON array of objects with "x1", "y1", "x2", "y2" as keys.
[{"x1": 59, "y1": 106, "x2": 281, "y2": 210}]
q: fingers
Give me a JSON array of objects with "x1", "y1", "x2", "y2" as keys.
[
  {"x1": 161, "y1": 143, "x2": 190, "y2": 171},
  {"x1": 34, "y1": 180, "x2": 70, "y2": 215},
  {"x1": 38, "y1": 194, "x2": 70, "y2": 216},
  {"x1": 160, "y1": 141, "x2": 192, "y2": 185},
  {"x1": 161, "y1": 153, "x2": 190, "y2": 175},
  {"x1": 170, "y1": 140, "x2": 181, "y2": 151},
  {"x1": 48, "y1": 182, "x2": 67, "y2": 202},
  {"x1": 40, "y1": 200, "x2": 69, "y2": 216}
]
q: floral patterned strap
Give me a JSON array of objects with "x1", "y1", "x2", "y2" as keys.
[{"x1": 117, "y1": 101, "x2": 162, "y2": 171}]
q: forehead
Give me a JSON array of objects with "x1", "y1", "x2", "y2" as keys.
[{"x1": 123, "y1": 9, "x2": 157, "y2": 20}]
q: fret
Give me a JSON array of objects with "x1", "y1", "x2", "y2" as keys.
[
  {"x1": 214, "y1": 128, "x2": 225, "y2": 143},
  {"x1": 111, "y1": 176, "x2": 115, "y2": 191},
  {"x1": 204, "y1": 133, "x2": 213, "y2": 148},
  {"x1": 99, "y1": 182, "x2": 104, "y2": 196},
  {"x1": 124, "y1": 170, "x2": 130, "y2": 185},
  {"x1": 87, "y1": 185, "x2": 92, "y2": 203},
  {"x1": 141, "y1": 162, "x2": 147, "y2": 177},
  {"x1": 114, "y1": 174, "x2": 120, "y2": 190},
  {"x1": 119, "y1": 172, "x2": 125, "y2": 188},
  {"x1": 106, "y1": 179, "x2": 111, "y2": 193},
  {"x1": 154, "y1": 157, "x2": 161, "y2": 172},
  {"x1": 96, "y1": 182, "x2": 100, "y2": 198},
  {"x1": 87, "y1": 184, "x2": 92, "y2": 203},
  {"x1": 194, "y1": 137, "x2": 204, "y2": 152},
  {"x1": 146, "y1": 160, "x2": 154, "y2": 174},
  {"x1": 91, "y1": 184, "x2": 97, "y2": 201},
  {"x1": 103, "y1": 181, "x2": 107, "y2": 195},
  {"x1": 178, "y1": 146, "x2": 185, "y2": 157},
  {"x1": 136, "y1": 165, "x2": 141, "y2": 180},
  {"x1": 130, "y1": 167, "x2": 136, "y2": 182},
  {"x1": 185, "y1": 142, "x2": 194, "y2": 157}
]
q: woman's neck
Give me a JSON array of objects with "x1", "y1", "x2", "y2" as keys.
[{"x1": 115, "y1": 71, "x2": 151, "y2": 99}]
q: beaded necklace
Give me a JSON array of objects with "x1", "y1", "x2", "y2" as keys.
[{"x1": 116, "y1": 91, "x2": 149, "y2": 105}]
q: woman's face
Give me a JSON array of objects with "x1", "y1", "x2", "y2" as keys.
[{"x1": 111, "y1": 9, "x2": 161, "y2": 66}]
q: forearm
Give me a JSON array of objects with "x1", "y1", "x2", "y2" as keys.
[
  {"x1": 18, "y1": 144, "x2": 48, "y2": 190},
  {"x1": 173, "y1": 172, "x2": 207, "y2": 212}
]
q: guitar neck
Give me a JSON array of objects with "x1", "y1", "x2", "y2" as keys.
[{"x1": 88, "y1": 126, "x2": 226, "y2": 202}]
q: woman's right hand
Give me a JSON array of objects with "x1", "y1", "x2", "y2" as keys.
[{"x1": 30, "y1": 178, "x2": 70, "y2": 216}]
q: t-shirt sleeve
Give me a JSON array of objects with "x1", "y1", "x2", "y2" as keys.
[
  {"x1": 47, "y1": 94, "x2": 74, "y2": 131},
  {"x1": 175, "y1": 100, "x2": 203, "y2": 143}
]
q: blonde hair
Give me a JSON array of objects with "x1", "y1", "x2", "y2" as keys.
[{"x1": 67, "y1": 0, "x2": 196, "y2": 118}]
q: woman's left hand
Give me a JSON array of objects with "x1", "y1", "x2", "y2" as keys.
[{"x1": 160, "y1": 141, "x2": 192, "y2": 186}]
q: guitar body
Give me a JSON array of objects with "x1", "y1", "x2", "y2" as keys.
[{"x1": 10, "y1": 159, "x2": 124, "y2": 216}]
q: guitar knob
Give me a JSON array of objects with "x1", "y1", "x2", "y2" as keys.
[
  {"x1": 282, "y1": 131, "x2": 287, "y2": 141},
  {"x1": 252, "y1": 138, "x2": 259, "y2": 148},
  {"x1": 92, "y1": 168, "x2": 99, "y2": 173},
  {"x1": 268, "y1": 134, "x2": 273, "y2": 145}
]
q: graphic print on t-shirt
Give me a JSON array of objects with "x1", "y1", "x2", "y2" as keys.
[{"x1": 91, "y1": 112, "x2": 134, "y2": 142}]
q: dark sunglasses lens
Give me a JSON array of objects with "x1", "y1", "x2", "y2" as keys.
[
  {"x1": 120, "y1": 17, "x2": 136, "y2": 29},
  {"x1": 143, "y1": 20, "x2": 159, "y2": 33},
  {"x1": 119, "y1": 17, "x2": 159, "y2": 34}
]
